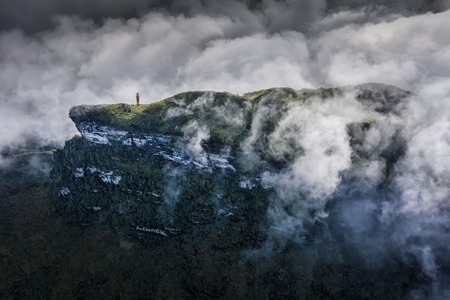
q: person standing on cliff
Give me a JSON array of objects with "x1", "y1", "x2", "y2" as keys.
[{"x1": 136, "y1": 92, "x2": 140, "y2": 105}]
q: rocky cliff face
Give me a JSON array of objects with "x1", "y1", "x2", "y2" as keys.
[{"x1": 52, "y1": 84, "x2": 412, "y2": 245}]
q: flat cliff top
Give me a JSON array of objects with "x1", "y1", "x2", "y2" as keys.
[{"x1": 69, "y1": 84, "x2": 412, "y2": 136}]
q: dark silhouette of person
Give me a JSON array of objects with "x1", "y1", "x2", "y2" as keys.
[{"x1": 136, "y1": 92, "x2": 140, "y2": 105}]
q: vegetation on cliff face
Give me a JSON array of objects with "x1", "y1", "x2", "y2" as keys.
[
  {"x1": 52, "y1": 136, "x2": 269, "y2": 244},
  {"x1": 2, "y1": 138, "x2": 427, "y2": 298},
  {"x1": 0, "y1": 153, "x2": 427, "y2": 299}
]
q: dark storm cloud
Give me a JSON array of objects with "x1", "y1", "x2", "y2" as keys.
[
  {"x1": 1, "y1": 0, "x2": 448, "y2": 33},
  {"x1": 326, "y1": 0, "x2": 450, "y2": 13},
  {"x1": 0, "y1": 0, "x2": 150, "y2": 33}
]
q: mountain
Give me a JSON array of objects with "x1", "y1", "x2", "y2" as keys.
[{"x1": 3, "y1": 83, "x2": 434, "y2": 298}]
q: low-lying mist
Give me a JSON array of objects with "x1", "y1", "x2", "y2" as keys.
[{"x1": 237, "y1": 86, "x2": 449, "y2": 297}]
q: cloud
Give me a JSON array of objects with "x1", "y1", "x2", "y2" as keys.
[
  {"x1": 315, "y1": 11, "x2": 450, "y2": 88},
  {"x1": 180, "y1": 31, "x2": 312, "y2": 91}
]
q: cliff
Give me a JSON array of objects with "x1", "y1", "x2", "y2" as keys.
[{"x1": 52, "y1": 83, "x2": 412, "y2": 244}]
